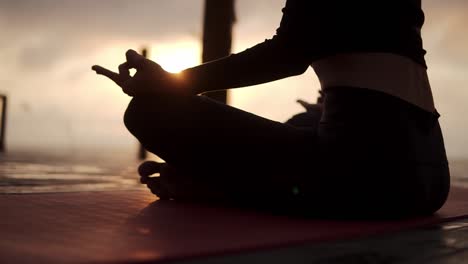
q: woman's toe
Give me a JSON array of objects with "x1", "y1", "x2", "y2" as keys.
[
  {"x1": 138, "y1": 161, "x2": 164, "y2": 184},
  {"x1": 147, "y1": 177, "x2": 171, "y2": 200}
]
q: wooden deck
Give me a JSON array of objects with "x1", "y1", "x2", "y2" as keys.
[
  {"x1": 1, "y1": 187, "x2": 468, "y2": 264},
  {"x1": 179, "y1": 219, "x2": 468, "y2": 264}
]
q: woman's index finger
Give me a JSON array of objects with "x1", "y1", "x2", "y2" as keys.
[{"x1": 92, "y1": 65, "x2": 121, "y2": 84}]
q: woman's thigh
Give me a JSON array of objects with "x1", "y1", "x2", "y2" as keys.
[{"x1": 124, "y1": 95, "x2": 319, "y2": 183}]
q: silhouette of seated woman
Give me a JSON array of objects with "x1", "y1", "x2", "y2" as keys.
[{"x1": 93, "y1": 0, "x2": 450, "y2": 218}]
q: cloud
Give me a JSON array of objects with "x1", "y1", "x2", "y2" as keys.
[
  {"x1": 436, "y1": 16, "x2": 468, "y2": 66},
  {"x1": 0, "y1": 0, "x2": 204, "y2": 72},
  {"x1": 16, "y1": 37, "x2": 71, "y2": 70},
  {"x1": 0, "y1": 0, "x2": 203, "y2": 39},
  {"x1": 423, "y1": 2, "x2": 468, "y2": 67}
]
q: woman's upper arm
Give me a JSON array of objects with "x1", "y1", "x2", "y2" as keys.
[
  {"x1": 224, "y1": 0, "x2": 319, "y2": 85},
  {"x1": 183, "y1": 0, "x2": 325, "y2": 93}
]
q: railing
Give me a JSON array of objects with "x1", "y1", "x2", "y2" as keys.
[{"x1": 0, "y1": 95, "x2": 7, "y2": 152}]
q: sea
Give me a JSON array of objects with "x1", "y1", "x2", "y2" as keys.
[
  {"x1": 0, "y1": 148, "x2": 146, "y2": 194},
  {"x1": 1, "y1": 148, "x2": 468, "y2": 194}
]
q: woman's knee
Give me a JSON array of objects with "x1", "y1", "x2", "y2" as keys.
[
  {"x1": 124, "y1": 95, "x2": 177, "y2": 141},
  {"x1": 124, "y1": 97, "x2": 145, "y2": 136}
]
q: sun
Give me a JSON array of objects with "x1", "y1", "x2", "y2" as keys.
[{"x1": 150, "y1": 41, "x2": 201, "y2": 74}]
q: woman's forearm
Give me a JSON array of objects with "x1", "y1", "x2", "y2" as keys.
[{"x1": 178, "y1": 39, "x2": 310, "y2": 95}]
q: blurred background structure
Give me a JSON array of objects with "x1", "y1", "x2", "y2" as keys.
[
  {"x1": 202, "y1": 0, "x2": 235, "y2": 104},
  {"x1": 138, "y1": 48, "x2": 149, "y2": 160},
  {"x1": 0, "y1": 94, "x2": 6, "y2": 152}
]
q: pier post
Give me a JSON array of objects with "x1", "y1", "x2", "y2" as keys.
[
  {"x1": 202, "y1": 0, "x2": 236, "y2": 103},
  {"x1": 138, "y1": 48, "x2": 149, "y2": 160},
  {"x1": 0, "y1": 95, "x2": 7, "y2": 152}
]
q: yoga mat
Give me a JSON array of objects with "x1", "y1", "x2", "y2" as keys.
[{"x1": 1, "y1": 186, "x2": 467, "y2": 264}]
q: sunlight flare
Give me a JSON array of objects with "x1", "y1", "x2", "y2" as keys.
[{"x1": 150, "y1": 41, "x2": 200, "y2": 73}]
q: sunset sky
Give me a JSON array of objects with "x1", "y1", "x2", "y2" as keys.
[{"x1": 1, "y1": 0, "x2": 468, "y2": 160}]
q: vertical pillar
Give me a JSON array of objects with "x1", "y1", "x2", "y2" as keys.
[
  {"x1": 138, "y1": 48, "x2": 148, "y2": 160},
  {"x1": 0, "y1": 95, "x2": 6, "y2": 152},
  {"x1": 202, "y1": 0, "x2": 236, "y2": 103}
]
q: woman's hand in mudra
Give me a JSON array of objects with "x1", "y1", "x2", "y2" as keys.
[{"x1": 92, "y1": 49, "x2": 187, "y2": 96}]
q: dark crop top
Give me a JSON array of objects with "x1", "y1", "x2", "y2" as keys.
[
  {"x1": 188, "y1": 0, "x2": 428, "y2": 91},
  {"x1": 274, "y1": 0, "x2": 427, "y2": 66}
]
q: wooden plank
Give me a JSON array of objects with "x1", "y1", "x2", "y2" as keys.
[{"x1": 1, "y1": 187, "x2": 468, "y2": 264}]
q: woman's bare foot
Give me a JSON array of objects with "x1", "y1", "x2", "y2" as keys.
[
  {"x1": 138, "y1": 161, "x2": 223, "y2": 201},
  {"x1": 138, "y1": 161, "x2": 171, "y2": 200}
]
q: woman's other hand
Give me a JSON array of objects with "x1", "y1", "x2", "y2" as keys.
[{"x1": 92, "y1": 49, "x2": 188, "y2": 96}]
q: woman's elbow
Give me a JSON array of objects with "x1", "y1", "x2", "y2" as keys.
[{"x1": 289, "y1": 62, "x2": 309, "y2": 76}]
